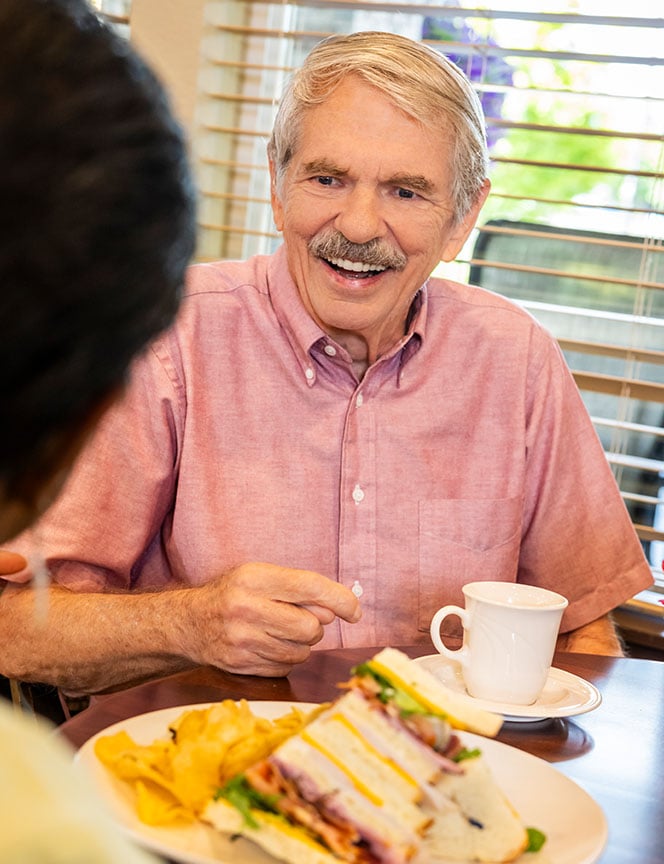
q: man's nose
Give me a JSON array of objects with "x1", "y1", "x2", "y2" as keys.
[{"x1": 334, "y1": 186, "x2": 385, "y2": 245}]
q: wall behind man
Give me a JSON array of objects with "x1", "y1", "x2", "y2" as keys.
[{"x1": 130, "y1": 0, "x2": 207, "y2": 135}]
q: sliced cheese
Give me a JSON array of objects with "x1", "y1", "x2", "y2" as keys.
[
  {"x1": 203, "y1": 798, "x2": 339, "y2": 864},
  {"x1": 274, "y1": 735, "x2": 421, "y2": 856},
  {"x1": 367, "y1": 648, "x2": 503, "y2": 737},
  {"x1": 332, "y1": 689, "x2": 441, "y2": 786},
  {"x1": 301, "y1": 716, "x2": 428, "y2": 833}
]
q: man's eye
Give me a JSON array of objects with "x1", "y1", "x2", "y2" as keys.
[
  {"x1": 316, "y1": 176, "x2": 336, "y2": 186},
  {"x1": 397, "y1": 188, "x2": 416, "y2": 199}
]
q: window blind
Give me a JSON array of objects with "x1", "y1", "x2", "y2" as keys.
[{"x1": 112, "y1": 1, "x2": 664, "y2": 596}]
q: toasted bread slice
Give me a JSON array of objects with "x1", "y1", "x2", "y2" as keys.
[
  {"x1": 422, "y1": 757, "x2": 529, "y2": 862},
  {"x1": 204, "y1": 798, "x2": 339, "y2": 864},
  {"x1": 367, "y1": 648, "x2": 503, "y2": 737}
]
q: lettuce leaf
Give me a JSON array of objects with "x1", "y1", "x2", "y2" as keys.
[
  {"x1": 352, "y1": 662, "x2": 429, "y2": 715},
  {"x1": 525, "y1": 826, "x2": 547, "y2": 852},
  {"x1": 453, "y1": 747, "x2": 481, "y2": 763},
  {"x1": 215, "y1": 775, "x2": 280, "y2": 830}
]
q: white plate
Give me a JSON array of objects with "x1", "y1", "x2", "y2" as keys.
[
  {"x1": 76, "y1": 701, "x2": 607, "y2": 864},
  {"x1": 415, "y1": 655, "x2": 602, "y2": 722}
]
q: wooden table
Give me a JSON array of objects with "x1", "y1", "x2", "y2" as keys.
[{"x1": 60, "y1": 648, "x2": 664, "y2": 864}]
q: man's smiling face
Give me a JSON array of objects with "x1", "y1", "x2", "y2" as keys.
[{"x1": 270, "y1": 76, "x2": 486, "y2": 364}]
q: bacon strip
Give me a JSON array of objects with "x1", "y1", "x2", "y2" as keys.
[{"x1": 245, "y1": 761, "x2": 374, "y2": 862}]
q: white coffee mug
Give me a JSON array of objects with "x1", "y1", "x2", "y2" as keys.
[{"x1": 430, "y1": 581, "x2": 569, "y2": 705}]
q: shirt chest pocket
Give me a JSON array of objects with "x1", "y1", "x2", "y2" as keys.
[{"x1": 417, "y1": 497, "x2": 522, "y2": 635}]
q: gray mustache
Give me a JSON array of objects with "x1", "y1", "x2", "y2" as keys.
[{"x1": 309, "y1": 232, "x2": 407, "y2": 272}]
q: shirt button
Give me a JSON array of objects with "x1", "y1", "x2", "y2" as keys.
[
  {"x1": 305, "y1": 367, "x2": 314, "y2": 381},
  {"x1": 352, "y1": 580, "x2": 364, "y2": 598},
  {"x1": 324, "y1": 344, "x2": 337, "y2": 356},
  {"x1": 352, "y1": 484, "x2": 364, "y2": 504},
  {"x1": 356, "y1": 393, "x2": 364, "y2": 407}
]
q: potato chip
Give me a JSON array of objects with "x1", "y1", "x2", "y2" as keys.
[
  {"x1": 94, "y1": 699, "x2": 323, "y2": 825},
  {"x1": 135, "y1": 779, "x2": 192, "y2": 825},
  {"x1": 95, "y1": 731, "x2": 175, "y2": 787}
]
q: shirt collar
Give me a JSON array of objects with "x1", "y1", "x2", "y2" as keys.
[
  {"x1": 267, "y1": 245, "x2": 428, "y2": 385},
  {"x1": 267, "y1": 246, "x2": 325, "y2": 384}
]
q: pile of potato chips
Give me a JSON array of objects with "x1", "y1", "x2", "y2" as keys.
[{"x1": 95, "y1": 699, "x2": 322, "y2": 825}]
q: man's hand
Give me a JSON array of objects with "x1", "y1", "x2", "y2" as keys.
[{"x1": 180, "y1": 562, "x2": 362, "y2": 677}]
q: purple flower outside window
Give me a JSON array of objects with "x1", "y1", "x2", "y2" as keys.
[{"x1": 422, "y1": 15, "x2": 513, "y2": 150}]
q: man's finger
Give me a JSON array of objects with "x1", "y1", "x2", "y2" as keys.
[
  {"x1": 287, "y1": 573, "x2": 361, "y2": 623},
  {"x1": 233, "y1": 563, "x2": 362, "y2": 624},
  {"x1": 0, "y1": 549, "x2": 28, "y2": 576},
  {"x1": 299, "y1": 603, "x2": 336, "y2": 624}
]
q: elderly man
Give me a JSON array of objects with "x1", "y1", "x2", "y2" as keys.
[{"x1": 1, "y1": 31, "x2": 652, "y2": 694}]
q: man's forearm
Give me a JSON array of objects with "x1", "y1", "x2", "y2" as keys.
[
  {"x1": 0, "y1": 560, "x2": 362, "y2": 692},
  {"x1": 0, "y1": 583, "x2": 197, "y2": 693},
  {"x1": 556, "y1": 613, "x2": 624, "y2": 656}
]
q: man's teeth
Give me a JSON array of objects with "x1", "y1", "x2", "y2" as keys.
[{"x1": 328, "y1": 257, "x2": 387, "y2": 273}]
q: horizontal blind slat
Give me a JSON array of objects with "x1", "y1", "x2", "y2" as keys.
[
  {"x1": 573, "y1": 372, "x2": 664, "y2": 403},
  {"x1": 490, "y1": 192, "x2": 658, "y2": 215},
  {"x1": 622, "y1": 493, "x2": 663, "y2": 507},
  {"x1": 209, "y1": 23, "x2": 664, "y2": 67},
  {"x1": 592, "y1": 416, "x2": 664, "y2": 438},
  {"x1": 489, "y1": 157, "x2": 663, "y2": 180},
  {"x1": 635, "y1": 525, "x2": 664, "y2": 543},
  {"x1": 476, "y1": 223, "x2": 664, "y2": 251},
  {"x1": 242, "y1": 0, "x2": 663, "y2": 30},
  {"x1": 559, "y1": 340, "x2": 664, "y2": 366},
  {"x1": 466, "y1": 258, "x2": 664, "y2": 291}
]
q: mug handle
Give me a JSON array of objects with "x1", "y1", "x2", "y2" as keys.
[{"x1": 430, "y1": 605, "x2": 469, "y2": 664}]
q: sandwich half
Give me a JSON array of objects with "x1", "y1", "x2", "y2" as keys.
[{"x1": 203, "y1": 648, "x2": 531, "y2": 863}]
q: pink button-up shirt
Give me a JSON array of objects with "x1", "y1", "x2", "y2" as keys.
[{"x1": 9, "y1": 246, "x2": 652, "y2": 649}]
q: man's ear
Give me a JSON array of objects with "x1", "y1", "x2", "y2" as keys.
[
  {"x1": 440, "y1": 179, "x2": 491, "y2": 262},
  {"x1": 269, "y1": 158, "x2": 284, "y2": 232}
]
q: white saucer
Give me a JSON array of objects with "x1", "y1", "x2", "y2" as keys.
[{"x1": 415, "y1": 654, "x2": 602, "y2": 722}]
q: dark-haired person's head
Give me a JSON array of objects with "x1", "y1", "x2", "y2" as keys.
[{"x1": 0, "y1": 0, "x2": 196, "y2": 541}]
